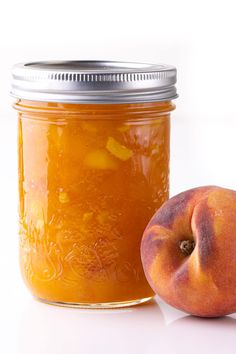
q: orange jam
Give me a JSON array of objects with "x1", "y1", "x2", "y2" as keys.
[{"x1": 16, "y1": 100, "x2": 174, "y2": 306}]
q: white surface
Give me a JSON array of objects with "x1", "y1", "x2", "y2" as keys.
[
  {"x1": 1, "y1": 0, "x2": 236, "y2": 353},
  {"x1": 2, "y1": 289, "x2": 236, "y2": 354}
]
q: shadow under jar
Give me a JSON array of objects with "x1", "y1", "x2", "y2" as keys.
[{"x1": 11, "y1": 61, "x2": 177, "y2": 308}]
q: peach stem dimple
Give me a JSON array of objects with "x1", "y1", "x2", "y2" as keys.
[{"x1": 179, "y1": 240, "x2": 195, "y2": 256}]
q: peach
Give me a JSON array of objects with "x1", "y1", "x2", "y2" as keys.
[{"x1": 141, "y1": 186, "x2": 236, "y2": 317}]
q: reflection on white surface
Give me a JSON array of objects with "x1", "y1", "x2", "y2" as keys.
[
  {"x1": 19, "y1": 298, "x2": 165, "y2": 354},
  {"x1": 168, "y1": 315, "x2": 236, "y2": 354},
  {"x1": 18, "y1": 296, "x2": 236, "y2": 354}
]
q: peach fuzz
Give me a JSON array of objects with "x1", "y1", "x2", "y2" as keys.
[{"x1": 141, "y1": 186, "x2": 236, "y2": 317}]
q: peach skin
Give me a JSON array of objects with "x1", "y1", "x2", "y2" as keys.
[{"x1": 141, "y1": 186, "x2": 236, "y2": 317}]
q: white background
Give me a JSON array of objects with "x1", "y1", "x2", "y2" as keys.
[{"x1": 1, "y1": 0, "x2": 236, "y2": 353}]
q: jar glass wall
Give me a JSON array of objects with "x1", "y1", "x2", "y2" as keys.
[{"x1": 11, "y1": 61, "x2": 177, "y2": 308}]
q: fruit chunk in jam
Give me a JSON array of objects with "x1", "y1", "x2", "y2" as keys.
[{"x1": 17, "y1": 100, "x2": 172, "y2": 305}]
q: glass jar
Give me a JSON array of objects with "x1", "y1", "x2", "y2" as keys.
[{"x1": 11, "y1": 61, "x2": 177, "y2": 308}]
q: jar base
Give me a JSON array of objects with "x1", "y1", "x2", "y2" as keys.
[{"x1": 35, "y1": 296, "x2": 153, "y2": 309}]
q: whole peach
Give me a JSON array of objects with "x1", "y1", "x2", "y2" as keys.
[{"x1": 141, "y1": 186, "x2": 236, "y2": 317}]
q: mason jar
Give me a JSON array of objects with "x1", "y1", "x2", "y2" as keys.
[{"x1": 11, "y1": 61, "x2": 177, "y2": 308}]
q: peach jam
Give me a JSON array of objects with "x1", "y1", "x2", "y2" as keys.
[{"x1": 11, "y1": 61, "x2": 177, "y2": 308}]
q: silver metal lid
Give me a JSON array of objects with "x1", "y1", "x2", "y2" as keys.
[{"x1": 11, "y1": 61, "x2": 177, "y2": 104}]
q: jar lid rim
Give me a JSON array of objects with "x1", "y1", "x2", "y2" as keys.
[{"x1": 11, "y1": 60, "x2": 178, "y2": 104}]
